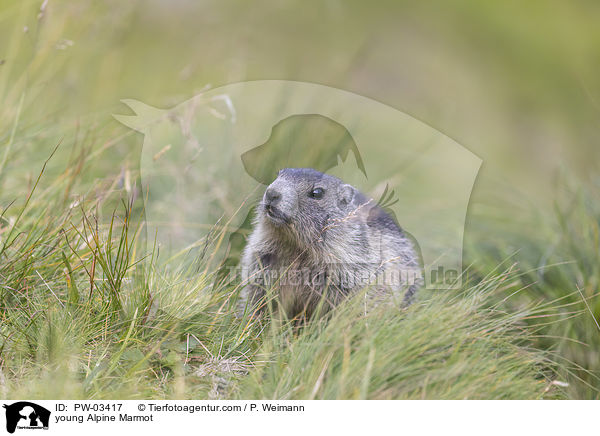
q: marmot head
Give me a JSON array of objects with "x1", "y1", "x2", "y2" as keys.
[{"x1": 258, "y1": 168, "x2": 365, "y2": 249}]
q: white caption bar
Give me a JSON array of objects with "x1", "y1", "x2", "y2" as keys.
[{"x1": 0, "y1": 400, "x2": 594, "y2": 436}]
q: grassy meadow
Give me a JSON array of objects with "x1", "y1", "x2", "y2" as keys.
[{"x1": 1, "y1": 0, "x2": 599, "y2": 399}]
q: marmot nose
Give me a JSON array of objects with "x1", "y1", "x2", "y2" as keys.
[{"x1": 264, "y1": 187, "x2": 281, "y2": 206}]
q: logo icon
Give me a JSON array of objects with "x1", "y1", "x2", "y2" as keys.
[
  {"x1": 115, "y1": 80, "x2": 482, "y2": 289},
  {"x1": 3, "y1": 402, "x2": 50, "y2": 434}
]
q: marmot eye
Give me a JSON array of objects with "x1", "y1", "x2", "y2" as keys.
[{"x1": 309, "y1": 187, "x2": 325, "y2": 199}]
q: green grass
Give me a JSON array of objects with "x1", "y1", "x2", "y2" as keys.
[
  {"x1": 1, "y1": 0, "x2": 599, "y2": 400},
  {"x1": 0, "y1": 152, "x2": 572, "y2": 399},
  {"x1": 465, "y1": 176, "x2": 600, "y2": 399},
  {"x1": 0, "y1": 201, "x2": 567, "y2": 400},
  {"x1": 239, "y1": 276, "x2": 566, "y2": 400}
]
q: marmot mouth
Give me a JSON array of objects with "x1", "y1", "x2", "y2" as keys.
[{"x1": 263, "y1": 204, "x2": 290, "y2": 225}]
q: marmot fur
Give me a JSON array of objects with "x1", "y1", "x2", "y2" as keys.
[{"x1": 240, "y1": 168, "x2": 421, "y2": 319}]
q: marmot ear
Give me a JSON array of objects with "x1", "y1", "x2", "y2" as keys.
[{"x1": 337, "y1": 184, "x2": 355, "y2": 209}]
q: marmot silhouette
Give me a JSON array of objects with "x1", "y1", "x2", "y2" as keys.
[{"x1": 240, "y1": 168, "x2": 421, "y2": 319}]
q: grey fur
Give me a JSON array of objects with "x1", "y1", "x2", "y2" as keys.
[{"x1": 240, "y1": 168, "x2": 421, "y2": 319}]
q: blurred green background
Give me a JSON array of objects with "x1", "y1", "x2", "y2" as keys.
[{"x1": 2, "y1": 0, "x2": 599, "y2": 202}]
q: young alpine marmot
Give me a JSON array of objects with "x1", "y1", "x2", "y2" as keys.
[{"x1": 240, "y1": 168, "x2": 421, "y2": 318}]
